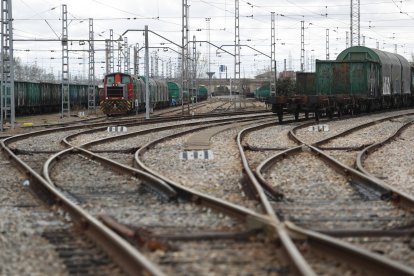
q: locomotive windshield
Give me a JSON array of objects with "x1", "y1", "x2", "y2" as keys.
[
  {"x1": 122, "y1": 75, "x2": 131, "y2": 84},
  {"x1": 106, "y1": 76, "x2": 114, "y2": 85}
]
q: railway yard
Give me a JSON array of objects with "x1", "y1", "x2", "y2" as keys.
[{"x1": 0, "y1": 98, "x2": 413, "y2": 275}]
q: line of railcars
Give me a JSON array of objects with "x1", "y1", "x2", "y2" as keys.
[
  {"x1": 268, "y1": 46, "x2": 414, "y2": 122},
  {"x1": 100, "y1": 72, "x2": 208, "y2": 115},
  {"x1": 12, "y1": 81, "x2": 95, "y2": 115}
]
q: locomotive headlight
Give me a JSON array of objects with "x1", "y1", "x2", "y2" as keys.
[{"x1": 106, "y1": 97, "x2": 108, "y2": 100}]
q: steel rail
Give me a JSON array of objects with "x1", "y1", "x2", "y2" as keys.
[
  {"x1": 254, "y1": 142, "x2": 414, "y2": 274},
  {"x1": 356, "y1": 119, "x2": 414, "y2": 210},
  {"x1": 251, "y1": 120, "x2": 414, "y2": 275},
  {"x1": 256, "y1": 138, "x2": 414, "y2": 211},
  {"x1": 285, "y1": 222, "x2": 414, "y2": 276},
  {"x1": 302, "y1": 113, "x2": 414, "y2": 148},
  {"x1": 356, "y1": 119, "x2": 414, "y2": 176},
  {"x1": 237, "y1": 121, "x2": 316, "y2": 275},
  {"x1": 0, "y1": 137, "x2": 166, "y2": 276},
  {"x1": 133, "y1": 118, "x2": 277, "y2": 226},
  {"x1": 42, "y1": 147, "x2": 177, "y2": 200},
  {"x1": 62, "y1": 113, "x2": 274, "y2": 149}
]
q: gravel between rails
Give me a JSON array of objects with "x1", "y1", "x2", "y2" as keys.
[
  {"x1": 363, "y1": 124, "x2": 414, "y2": 195},
  {"x1": 89, "y1": 125, "x2": 204, "y2": 152},
  {"x1": 50, "y1": 154, "x2": 284, "y2": 275},
  {"x1": 322, "y1": 118, "x2": 408, "y2": 148},
  {"x1": 264, "y1": 151, "x2": 413, "y2": 229},
  {"x1": 263, "y1": 151, "x2": 414, "y2": 268},
  {"x1": 141, "y1": 124, "x2": 266, "y2": 211},
  {"x1": 50, "y1": 154, "x2": 245, "y2": 234},
  {"x1": 341, "y1": 236, "x2": 414, "y2": 268},
  {"x1": 8, "y1": 129, "x2": 87, "y2": 152},
  {"x1": 70, "y1": 114, "x2": 269, "y2": 147},
  {"x1": 294, "y1": 109, "x2": 414, "y2": 145},
  {"x1": 323, "y1": 150, "x2": 358, "y2": 168},
  {"x1": 0, "y1": 152, "x2": 122, "y2": 275},
  {"x1": 244, "y1": 124, "x2": 299, "y2": 149}
]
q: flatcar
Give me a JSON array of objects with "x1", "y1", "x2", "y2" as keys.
[
  {"x1": 268, "y1": 46, "x2": 414, "y2": 122},
  {"x1": 100, "y1": 72, "x2": 173, "y2": 115}
]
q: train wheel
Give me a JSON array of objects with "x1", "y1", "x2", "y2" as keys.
[
  {"x1": 315, "y1": 111, "x2": 320, "y2": 122},
  {"x1": 277, "y1": 111, "x2": 283, "y2": 123},
  {"x1": 294, "y1": 112, "x2": 299, "y2": 121}
]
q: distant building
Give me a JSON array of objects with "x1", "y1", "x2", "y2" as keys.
[
  {"x1": 254, "y1": 70, "x2": 296, "y2": 81},
  {"x1": 279, "y1": 70, "x2": 296, "y2": 79}
]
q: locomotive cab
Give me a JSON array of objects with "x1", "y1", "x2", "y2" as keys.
[{"x1": 101, "y1": 73, "x2": 134, "y2": 115}]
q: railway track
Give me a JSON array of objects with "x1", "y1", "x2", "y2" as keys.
[
  {"x1": 242, "y1": 110, "x2": 414, "y2": 272},
  {"x1": 2, "y1": 111, "x2": 282, "y2": 274},
  {"x1": 4, "y1": 107, "x2": 414, "y2": 274}
]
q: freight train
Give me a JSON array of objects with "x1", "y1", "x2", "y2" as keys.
[
  {"x1": 268, "y1": 46, "x2": 414, "y2": 122},
  {"x1": 11, "y1": 81, "x2": 94, "y2": 115},
  {"x1": 100, "y1": 72, "x2": 208, "y2": 115}
]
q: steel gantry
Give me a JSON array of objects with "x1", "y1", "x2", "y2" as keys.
[
  {"x1": 1, "y1": 0, "x2": 14, "y2": 131},
  {"x1": 234, "y1": 0, "x2": 240, "y2": 93},
  {"x1": 300, "y1": 20, "x2": 305, "y2": 72},
  {"x1": 124, "y1": 37, "x2": 130, "y2": 74},
  {"x1": 182, "y1": 0, "x2": 189, "y2": 114},
  {"x1": 88, "y1": 18, "x2": 96, "y2": 113},
  {"x1": 133, "y1": 44, "x2": 139, "y2": 75},
  {"x1": 326, "y1": 29, "x2": 330, "y2": 60},
  {"x1": 61, "y1": 4, "x2": 70, "y2": 117},
  {"x1": 270, "y1": 12, "x2": 276, "y2": 96},
  {"x1": 105, "y1": 29, "x2": 114, "y2": 75},
  {"x1": 350, "y1": 0, "x2": 360, "y2": 46}
]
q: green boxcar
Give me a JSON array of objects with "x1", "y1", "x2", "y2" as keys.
[
  {"x1": 167, "y1": 81, "x2": 181, "y2": 105},
  {"x1": 13, "y1": 81, "x2": 93, "y2": 114},
  {"x1": 316, "y1": 60, "x2": 380, "y2": 97},
  {"x1": 336, "y1": 46, "x2": 410, "y2": 96},
  {"x1": 296, "y1": 72, "x2": 316, "y2": 95},
  {"x1": 255, "y1": 85, "x2": 271, "y2": 99},
  {"x1": 197, "y1": 85, "x2": 208, "y2": 101}
]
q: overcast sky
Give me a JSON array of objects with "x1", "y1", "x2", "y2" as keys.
[{"x1": 11, "y1": 0, "x2": 414, "y2": 79}]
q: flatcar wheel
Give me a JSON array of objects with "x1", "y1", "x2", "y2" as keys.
[
  {"x1": 277, "y1": 111, "x2": 283, "y2": 123},
  {"x1": 314, "y1": 111, "x2": 320, "y2": 122},
  {"x1": 294, "y1": 112, "x2": 299, "y2": 121}
]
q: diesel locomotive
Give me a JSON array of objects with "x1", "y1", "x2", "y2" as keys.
[
  {"x1": 100, "y1": 72, "x2": 208, "y2": 115},
  {"x1": 268, "y1": 46, "x2": 414, "y2": 122}
]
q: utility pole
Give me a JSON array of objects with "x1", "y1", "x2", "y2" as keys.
[
  {"x1": 1, "y1": 0, "x2": 15, "y2": 130},
  {"x1": 350, "y1": 0, "x2": 360, "y2": 46}
]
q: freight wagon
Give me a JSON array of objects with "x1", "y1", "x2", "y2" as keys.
[
  {"x1": 13, "y1": 81, "x2": 95, "y2": 115},
  {"x1": 268, "y1": 46, "x2": 414, "y2": 122}
]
